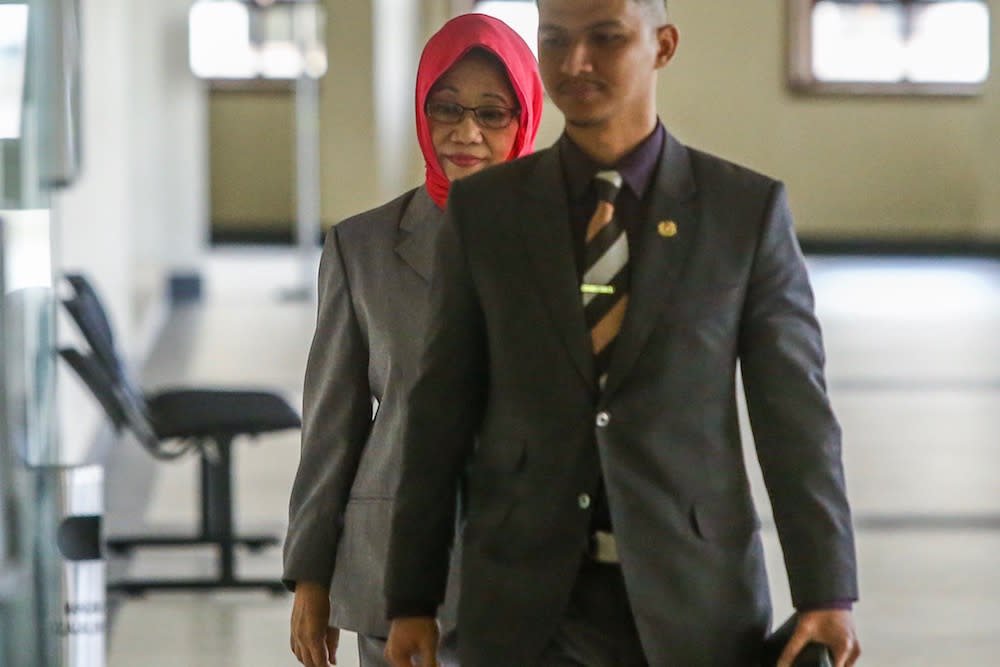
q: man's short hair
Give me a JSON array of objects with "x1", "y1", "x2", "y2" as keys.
[
  {"x1": 535, "y1": 0, "x2": 669, "y2": 20},
  {"x1": 637, "y1": 0, "x2": 669, "y2": 22}
]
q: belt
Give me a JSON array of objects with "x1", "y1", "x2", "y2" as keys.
[{"x1": 589, "y1": 530, "x2": 620, "y2": 564}]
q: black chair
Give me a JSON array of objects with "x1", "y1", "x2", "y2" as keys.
[{"x1": 58, "y1": 273, "x2": 301, "y2": 595}]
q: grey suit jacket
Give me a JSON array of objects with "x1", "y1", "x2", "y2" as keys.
[
  {"x1": 386, "y1": 133, "x2": 858, "y2": 666},
  {"x1": 284, "y1": 186, "x2": 459, "y2": 638}
]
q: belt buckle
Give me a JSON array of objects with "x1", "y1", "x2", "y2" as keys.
[{"x1": 590, "y1": 530, "x2": 619, "y2": 564}]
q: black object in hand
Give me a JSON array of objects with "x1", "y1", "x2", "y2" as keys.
[{"x1": 760, "y1": 614, "x2": 834, "y2": 667}]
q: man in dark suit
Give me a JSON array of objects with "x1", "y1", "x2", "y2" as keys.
[{"x1": 385, "y1": 1, "x2": 861, "y2": 666}]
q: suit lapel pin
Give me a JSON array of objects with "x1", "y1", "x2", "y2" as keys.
[{"x1": 657, "y1": 220, "x2": 678, "y2": 238}]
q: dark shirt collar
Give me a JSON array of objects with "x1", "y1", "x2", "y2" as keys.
[{"x1": 560, "y1": 121, "x2": 665, "y2": 202}]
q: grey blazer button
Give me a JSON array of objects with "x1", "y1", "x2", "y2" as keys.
[
  {"x1": 578, "y1": 493, "x2": 591, "y2": 509},
  {"x1": 595, "y1": 411, "x2": 611, "y2": 427}
]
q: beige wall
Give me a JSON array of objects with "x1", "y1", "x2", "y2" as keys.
[
  {"x1": 210, "y1": 1, "x2": 1000, "y2": 242},
  {"x1": 662, "y1": 0, "x2": 999, "y2": 242}
]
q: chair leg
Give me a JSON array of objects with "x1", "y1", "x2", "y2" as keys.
[
  {"x1": 105, "y1": 436, "x2": 285, "y2": 595},
  {"x1": 202, "y1": 437, "x2": 235, "y2": 582}
]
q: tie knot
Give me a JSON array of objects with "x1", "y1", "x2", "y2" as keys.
[{"x1": 593, "y1": 170, "x2": 623, "y2": 205}]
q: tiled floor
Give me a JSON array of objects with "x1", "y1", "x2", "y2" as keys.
[{"x1": 105, "y1": 249, "x2": 1000, "y2": 666}]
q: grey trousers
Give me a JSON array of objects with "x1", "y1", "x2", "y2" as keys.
[
  {"x1": 357, "y1": 630, "x2": 460, "y2": 667},
  {"x1": 535, "y1": 560, "x2": 649, "y2": 667}
]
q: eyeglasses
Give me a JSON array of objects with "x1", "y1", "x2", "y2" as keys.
[{"x1": 425, "y1": 100, "x2": 520, "y2": 130}]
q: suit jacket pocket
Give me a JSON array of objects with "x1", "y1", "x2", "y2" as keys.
[
  {"x1": 463, "y1": 438, "x2": 525, "y2": 538},
  {"x1": 690, "y1": 501, "x2": 761, "y2": 545}
]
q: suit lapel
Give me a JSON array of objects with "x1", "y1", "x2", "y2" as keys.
[
  {"x1": 603, "y1": 133, "x2": 699, "y2": 398},
  {"x1": 517, "y1": 147, "x2": 596, "y2": 390},
  {"x1": 394, "y1": 187, "x2": 441, "y2": 283}
]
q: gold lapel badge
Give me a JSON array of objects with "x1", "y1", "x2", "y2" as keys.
[{"x1": 657, "y1": 220, "x2": 678, "y2": 238}]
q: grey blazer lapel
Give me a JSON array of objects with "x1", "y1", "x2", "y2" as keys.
[
  {"x1": 395, "y1": 187, "x2": 441, "y2": 283},
  {"x1": 517, "y1": 147, "x2": 596, "y2": 390},
  {"x1": 603, "y1": 132, "x2": 699, "y2": 398}
]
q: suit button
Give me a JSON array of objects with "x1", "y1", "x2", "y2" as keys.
[
  {"x1": 578, "y1": 493, "x2": 591, "y2": 509},
  {"x1": 595, "y1": 411, "x2": 611, "y2": 428}
]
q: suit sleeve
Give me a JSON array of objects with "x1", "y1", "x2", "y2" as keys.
[
  {"x1": 385, "y1": 183, "x2": 488, "y2": 617},
  {"x1": 738, "y1": 182, "x2": 859, "y2": 607},
  {"x1": 282, "y1": 225, "x2": 373, "y2": 591}
]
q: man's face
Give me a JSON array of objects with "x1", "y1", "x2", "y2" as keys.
[{"x1": 537, "y1": 0, "x2": 674, "y2": 130}]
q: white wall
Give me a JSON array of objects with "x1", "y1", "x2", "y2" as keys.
[
  {"x1": 373, "y1": 0, "x2": 422, "y2": 201},
  {"x1": 661, "y1": 0, "x2": 1000, "y2": 242},
  {"x1": 52, "y1": 0, "x2": 209, "y2": 457},
  {"x1": 152, "y1": 0, "x2": 208, "y2": 277},
  {"x1": 54, "y1": 0, "x2": 132, "y2": 340},
  {"x1": 56, "y1": 0, "x2": 207, "y2": 359},
  {"x1": 125, "y1": 0, "x2": 207, "y2": 319},
  {"x1": 51, "y1": 0, "x2": 133, "y2": 460}
]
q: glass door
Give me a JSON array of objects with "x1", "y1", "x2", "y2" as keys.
[
  {"x1": 1, "y1": 0, "x2": 86, "y2": 664},
  {"x1": 0, "y1": 5, "x2": 40, "y2": 662}
]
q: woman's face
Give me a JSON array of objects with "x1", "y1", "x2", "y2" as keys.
[{"x1": 426, "y1": 51, "x2": 520, "y2": 182}]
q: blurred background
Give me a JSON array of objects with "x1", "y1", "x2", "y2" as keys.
[{"x1": 1, "y1": 0, "x2": 998, "y2": 665}]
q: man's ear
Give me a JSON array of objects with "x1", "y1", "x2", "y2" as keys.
[{"x1": 654, "y1": 24, "x2": 679, "y2": 69}]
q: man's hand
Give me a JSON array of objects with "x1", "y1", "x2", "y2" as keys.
[
  {"x1": 777, "y1": 609, "x2": 860, "y2": 667},
  {"x1": 385, "y1": 616, "x2": 440, "y2": 667},
  {"x1": 290, "y1": 581, "x2": 340, "y2": 666}
]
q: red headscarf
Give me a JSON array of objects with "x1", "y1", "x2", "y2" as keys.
[{"x1": 415, "y1": 13, "x2": 544, "y2": 209}]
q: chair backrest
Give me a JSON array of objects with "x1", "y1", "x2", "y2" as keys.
[
  {"x1": 58, "y1": 273, "x2": 177, "y2": 459},
  {"x1": 61, "y1": 273, "x2": 125, "y2": 383},
  {"x1": 58, "y1": 346, "x2": 164, "y2": 456},
  {"x1": 61, "y1": 273, "x2": 152, "y2": 407},
  {"x1": 58, "y1": 347, "x2": 129, "y2": 430}
]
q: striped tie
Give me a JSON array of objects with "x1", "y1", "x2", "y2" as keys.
[{"x1": 580, "y1": 170, "x2": 627, "y2": 389}]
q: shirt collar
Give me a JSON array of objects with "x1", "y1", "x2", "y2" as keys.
[{"x1": 560, "y1": 121, "x2": 666, "y2": 202}]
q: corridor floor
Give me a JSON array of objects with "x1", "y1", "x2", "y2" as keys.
[{"x1": 105, "y1": 248, "x2": 1000, "y2": 666}]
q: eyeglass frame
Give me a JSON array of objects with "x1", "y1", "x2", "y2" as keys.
[{"x1": 424, "y1": 100, "x2": 521, "y2": 130}]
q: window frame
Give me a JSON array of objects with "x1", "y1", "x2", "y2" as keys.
[{"x1": 787, "y1": 0, "x2": 990, "y2": 97}]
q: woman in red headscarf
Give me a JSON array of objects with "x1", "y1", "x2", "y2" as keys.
[{"x1": 284, "y1": 14, "x2": 543, "y2": 667}]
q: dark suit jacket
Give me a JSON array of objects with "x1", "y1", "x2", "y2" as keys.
[
  {"x1": 386, "y1": 132, "x2": 858, "y2": 666},
  {"x1": 283, "y1": 186, "x2": 459, "y2": 638}
]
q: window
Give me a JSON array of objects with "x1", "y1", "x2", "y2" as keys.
[
  {"x1": 188, "y1": 0, "x2": 327, "y2": 89},
  {"x1": 0, "y1": 3, "x2": 28, "y2": 138},
  {"x1": 473, "y1": 0, "x2": 539, "y2": 60},
  {"x1": 788, "y1": 0, "x2": 990, "y2": 95}
]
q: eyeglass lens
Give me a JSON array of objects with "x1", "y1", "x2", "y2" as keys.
[{"x1": 426, "y1": 101, "x2": 517, "y2": 129}]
